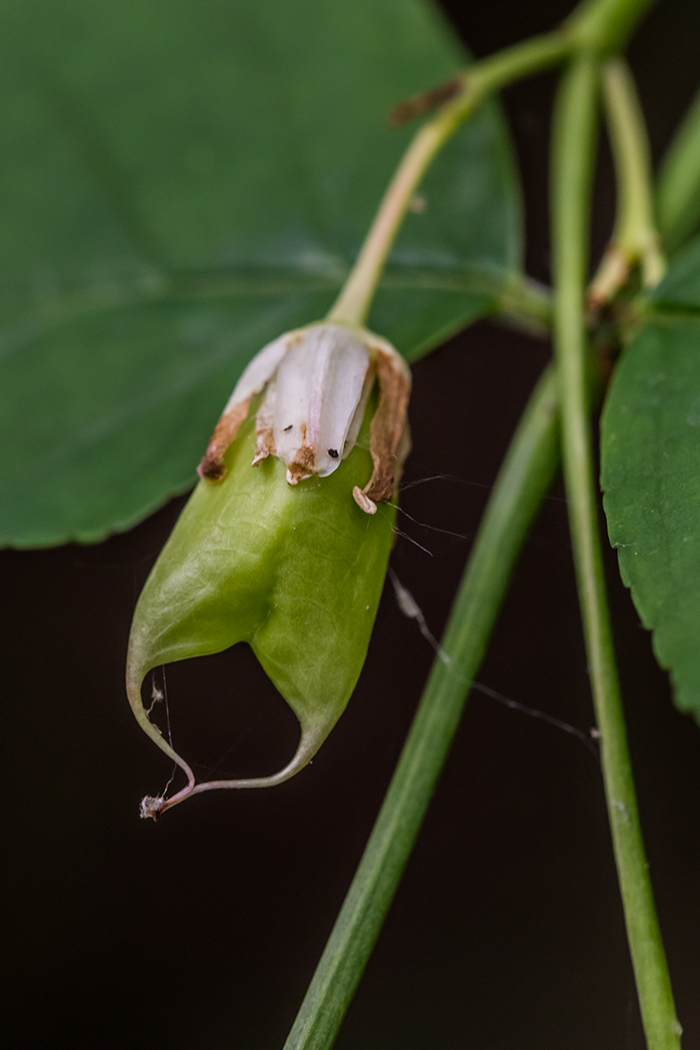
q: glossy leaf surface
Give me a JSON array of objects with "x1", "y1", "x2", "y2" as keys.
[
  {"x1": 0, "y1": 0, "x2": 521, "y2": 547},
  {"x1": 126, "y1": 410, "x2": 395, "y2": 785},
  {"x1": 601, "y1": 309, "x2": 700, "y2": 721}
]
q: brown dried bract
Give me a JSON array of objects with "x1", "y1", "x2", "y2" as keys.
[
  {"x1": 198, "y1": 399, "x2": 252, "y2": 482},
  {"x1": 285, "y1": 446, "x2": 315, "y2": 486},
  {"x1": 389, "y1": 74, "x2": 465, "y2": 126},
  {"x1": 353, "y1": 346, "x2": 411, "y2": 513}
]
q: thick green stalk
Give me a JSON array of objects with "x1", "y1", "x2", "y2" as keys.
[
  {"x1": 551, "y1": 56, "x2": 681, "y2": 1050},
  {"x1": 283, "y1": 366, "x2": 559, "y2": 1050}
]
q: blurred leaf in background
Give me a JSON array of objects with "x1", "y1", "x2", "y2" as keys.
[{"x1": 0, "y1": 0, "x2": 521, "y2": 547}]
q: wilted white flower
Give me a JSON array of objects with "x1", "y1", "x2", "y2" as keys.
[{"x1": 198, "y1": 321, "x2": 411, "y2": 513}]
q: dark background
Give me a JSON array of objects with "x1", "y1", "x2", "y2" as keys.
[{"x1": 3, "y1": 1, "x2": 700, "y2": 1047}]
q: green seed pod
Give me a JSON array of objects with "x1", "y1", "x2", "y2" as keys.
[{"x1": 126, "y1": 322, "x2": 411, "y2": 818}]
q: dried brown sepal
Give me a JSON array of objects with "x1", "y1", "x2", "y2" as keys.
[
  {"x1": 392, "y1": 424, "x2": 413, "y2": 502},
  {"x1": 197, "y1": 398, "x2": 253, "y2": 481},
  {"x1": 353, "y1": 346, "x2": 411, "y2": 513},
  {"x1": 388, "y1": 74, "x2": 465, "y2": 127}
]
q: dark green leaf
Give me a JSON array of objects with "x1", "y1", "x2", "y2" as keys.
[
  {"x1": 650, "y1": 233, "x2": 700, "y2": 311},
  {"x1": 0, "y1": 0, "x2": 521, "y2": 546},
  {"x1": 601, "y1": 315, "x2": 700, "y2": 721}
]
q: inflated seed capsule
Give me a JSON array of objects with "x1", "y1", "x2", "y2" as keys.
[{"x1": 126, "y1": 322, "x2": 411, "y2": 818}]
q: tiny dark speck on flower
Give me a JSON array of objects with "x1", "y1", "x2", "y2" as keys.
[
  {"x1": 283, "y1": 425, "x2": 293, "y2": 432},
  {"x1": 328, "y1": 448, "x2": 339, "y2": 458}
]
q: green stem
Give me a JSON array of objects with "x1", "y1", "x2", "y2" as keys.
[
  {"x1": 496, "y1": 274, "x2": 553, "y2": 335},
  {"x1": 551, "y1": 56, "x2": 681, "y2": 1050},
  {"x1": 283, "y1": 366, "x2": 560, "y2": 1050},
  {"x1": 589, "y1": 59, "x2": 665, "y2": 306},
  {"x1": 565, "y1": 0, "x2": 658, "y2": 52},
  {"x1": 327, "y1": 0, "x2": 656, "y2": 332},
  {"x1": 656, "y1": 85, "x2": 700, "y2": 253},
  {"x1": 326, "y1": 33, "x2": 571, "y2": 328},
  {"x1": 377, "y1": 267, "x2": 553, "y2": 335}
]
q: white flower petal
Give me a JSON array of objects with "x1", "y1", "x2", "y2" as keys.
[
  {"x1": 252, "y1": 378, "x2": 277, "y2": 466},
  {"x1": 199, "y1": 321, "x2": 411, "y2": 506},
  {"x1": 342, "y1": 363, "x2": 375, "y2": 459},
  {"x1": 223, "y1": 332, "x2": 291, "y2": 412},
  {"x1": 199, "y1": 333, "x2": 291, "y2": 480},
  {"x1": 273, "y1": 324, "x2": 370, "y2": 481}
]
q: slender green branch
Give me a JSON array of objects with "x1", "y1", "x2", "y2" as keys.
[
  {"x1": 589, "y1": 59, "x2": 665, "y2": 307},
  {"x1": 377, "y1": 267, "x2": 553, "y2": 335},
  {"x1": 495, "y1": 274, "x2": 553, "y2": 335},
  {"x1": 326, "y1": 107, "x2": 471, "y2": 327},
  {"x1": 327, "y1": 0, "x2": 657, "y2": 330},
  {"x1": 656, "y1": 85, "x2": 700, "y2": 253},
  {"x1": 565, "y1": 0, "x2": 658, "y2": 53},
  {"x1": 283, "y1": 366, "x2": 560, "y2": 1050},
  {"x1": 326, "y1": 33, "x2": 570, "y2": 328},
  {"x1": 551, "y1": 56, "x2": 681, "y2": 1050}
]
